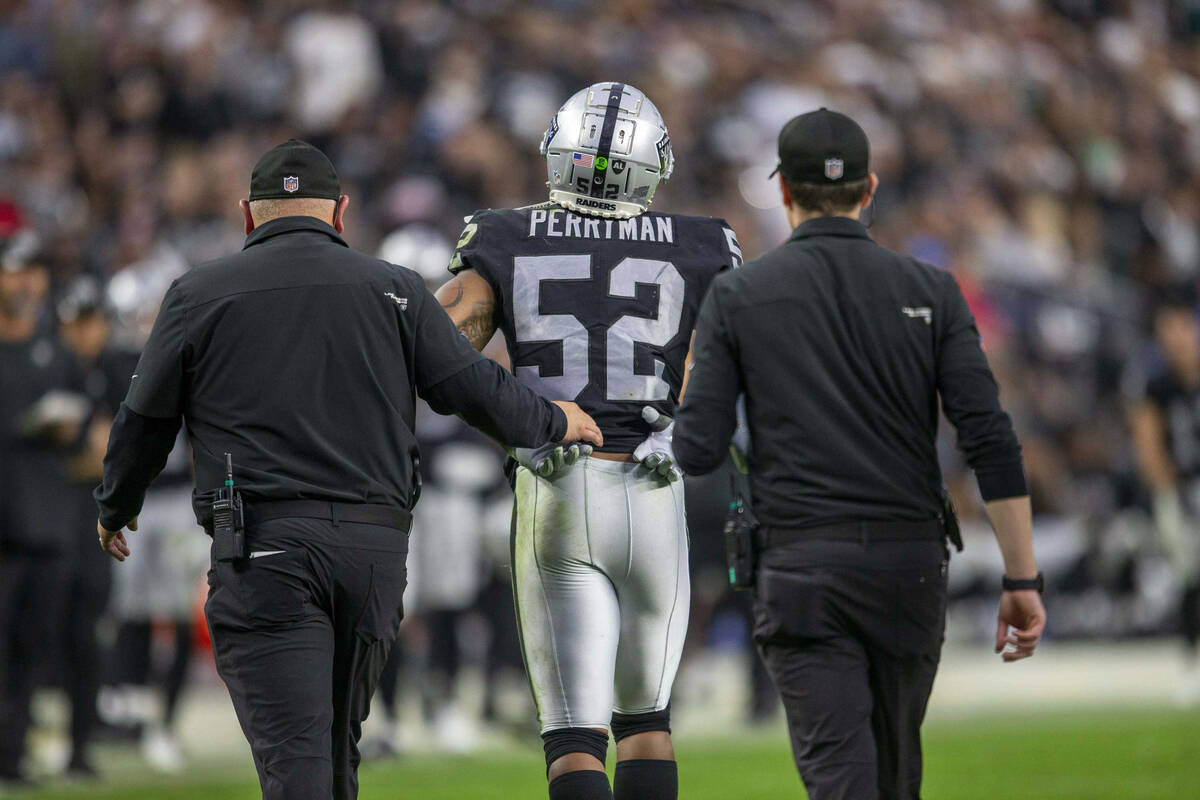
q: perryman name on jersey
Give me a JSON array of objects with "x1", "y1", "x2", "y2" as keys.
[{"x1": 527, "y1": 206, "x2": 676, "y2": 244}]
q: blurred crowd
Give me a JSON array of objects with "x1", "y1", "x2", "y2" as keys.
[{"x1": 5, "y1": 0, "x2": 1200, "y2": 783}]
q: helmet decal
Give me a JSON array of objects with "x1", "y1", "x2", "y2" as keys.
[
  {"x1": 543, "y1": 82, "x2": 672, "y2": 218},
  {"x1": 539, "y1": 114, "x2": 559, "y2": 156},
  {"x1": 656, "y1": 131, "x2": 674, "y2": 180}
]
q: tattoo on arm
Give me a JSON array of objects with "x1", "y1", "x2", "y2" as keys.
[
  {"x1": 458, "y1": 301, "x2": 495, "y2": 350},
  {"x1": 437, "y1": 272, "x2": 497, "y2": 351},
  {"x1": 441, "y1": 282, "x2": 466, "y2": 310}
]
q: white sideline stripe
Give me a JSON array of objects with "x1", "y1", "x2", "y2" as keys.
[{"x1": 249, "y1": 550, "x2": 286, "y2": 559}]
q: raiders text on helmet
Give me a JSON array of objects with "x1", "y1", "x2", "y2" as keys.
[{"x1": 540, "y1": 82, "x2": 674, "y2": 219}]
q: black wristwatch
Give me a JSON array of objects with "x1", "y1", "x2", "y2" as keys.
[{"x1": 1002, "y1": 572, "x2": 1044, "y2": 593}]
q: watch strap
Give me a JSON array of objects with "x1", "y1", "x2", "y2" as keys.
[{"x1": 1002, "y1": 572, "x2": 1044, "y2": 593}]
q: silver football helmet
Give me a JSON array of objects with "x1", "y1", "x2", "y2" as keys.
[{"x1": 540, "y1": 82, "x2": 674, "y2": 219}]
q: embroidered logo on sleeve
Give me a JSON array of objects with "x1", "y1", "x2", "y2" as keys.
[{"x1": 901, "y1": 306, "x2": 932, "y2": 325}]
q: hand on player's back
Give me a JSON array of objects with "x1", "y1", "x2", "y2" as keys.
[
  {"x1": 553, "y1": 401, "x2": 603, "y2": 447},
  {"x1": 514, "y1": 401, "x2": 599, "y2": 478}
]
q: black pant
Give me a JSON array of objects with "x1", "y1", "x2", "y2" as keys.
[
  {"x1": 204, "y1": 517, "x2": 408, "y2": 800},
  {"x1": 752, "y1": 537, "x2": 948, "y2": 800},
  {"x1": 1183, "y1": 581, "x2": 1200, "y2": 650},
  {"x1": 111, "y1": 620, "x2": 193, "y2": 727},
  {"x1": 63, "y1": 553, "x2": 112, "y2": 765},
  {"x1": 0, "y1": 554, "x2": 70, "y2": 777}
]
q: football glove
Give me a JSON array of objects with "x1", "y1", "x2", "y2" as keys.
[
  {"x1": 634, "y1": 406, "x2": 679, "y2": 481},
  {"x1": 511, "y1": 442, "x2": 593, "y2": 478}
]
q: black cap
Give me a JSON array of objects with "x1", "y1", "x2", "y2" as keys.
[
  {"x1": 770, "y1": 108, "x2": 870, "y2": 184},
  {"x1": 57, "y1": 275, "x2": 108, "y2": 323},
  {"x1": 249, "y1": 139, "x2": 341, "y2": 201}
]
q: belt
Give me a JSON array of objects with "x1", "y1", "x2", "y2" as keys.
[
  {"x1": 244, "y1": 500, "x2": 412, "y2": 533},
  {"x1": 757, "y1": 518, "x2": 944, "y2": 549}
]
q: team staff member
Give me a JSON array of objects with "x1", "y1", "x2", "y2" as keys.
[
  {"x1": 94, "y1": 140, "x2": 602, "y2": 800},
  {"x1": 0, "y1": 207, "x2": 86, "y2": 788},
  {"x1": 675, "y1": 110, "x2": 1047, "y2": 799},
  {"x1": 57, "y1": 276, "x2": 131, "y2": 778},
  {"x1": 1130, "y1": 293, "x2": 1200, "y2": 705}
]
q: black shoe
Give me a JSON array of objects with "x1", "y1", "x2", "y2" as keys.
[
  {"x1": 94, "y1": 720, "x2": 142, "y2": 743},
  {"x1": 0, "y1": 771, "x2": 40, "y2": 793},
  {"x1": 358, "y1": 737, "x2": 400, "y2": 761},
  {"x1": 65, "y1": 759, "x2": 99, "y2": 780}
]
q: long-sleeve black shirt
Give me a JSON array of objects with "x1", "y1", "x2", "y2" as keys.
[
  {"x1": 675, "y1": 216, "x2": 1025, "y2": 529},
  {"x1": 0, "y1": 332, "x2": 85, "y2": 555},
  {"x1": 95, "y1": 217, "x2": 565, "y2": 531}
]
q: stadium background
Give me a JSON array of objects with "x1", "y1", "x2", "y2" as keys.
[{"x1": 2, "y1": 0, "x2": 1200, "y2": 797}]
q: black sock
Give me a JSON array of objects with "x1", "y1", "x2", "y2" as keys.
[
  {"x1": 548, "y1": 769, "x2": 613, "y2": 800},
  {"x1": 613, "y1": 759, "x2": 677, "y2": 800}
]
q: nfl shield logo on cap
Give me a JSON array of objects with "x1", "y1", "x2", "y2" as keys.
[
  {"x1": 283, "y1": 176, "x2": 300, "y2": 193},
  {"x1": 824, "y1": 158, "x2": 844, "y2": 181}
]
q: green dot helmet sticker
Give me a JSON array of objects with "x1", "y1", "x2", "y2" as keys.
[{"x1": 595, "y1": 156, "x2": 608, "y2": 170}]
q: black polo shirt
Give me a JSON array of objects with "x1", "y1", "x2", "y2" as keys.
[
  {"x1": 96, "y1": 216, "x2": 566, "y2": 530},
  {"x1": 675, "y1": 216, "x2": 1025, "y2": 529}
]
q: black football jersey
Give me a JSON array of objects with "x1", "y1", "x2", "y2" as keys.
[
  {"x1": 1145, "y1": 371, "x2": 1200, "y2": 499},
  {"x1": 450, "y1": 203, "x2": 741, "y2": 452}
]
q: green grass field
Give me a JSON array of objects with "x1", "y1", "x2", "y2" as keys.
[{"x1": 20, "y1": 709, "x2": 1200, "y2": 799}]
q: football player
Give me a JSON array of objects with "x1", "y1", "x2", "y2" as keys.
[{"x1": 436, "y1": 82, "x2": 741, "y2": 800}]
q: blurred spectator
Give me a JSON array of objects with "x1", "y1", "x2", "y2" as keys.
[
  {"x1": 94, "y1": 259, "x2": 204, "y2": 774},
  {"x1": 1129, "y1": 290, "x2": 1200, "y2": 704},
  {"x1": 99, "y1": 436, "x2": 204, "y2": 774},
  {"x1": 0, "y1": 204, "x2": 86, "y2": 787},
  {"x1": 284, "y1": 8, "x2": 383, "y2": 133},
  {"x1": 55, "y1": 275, "x2": 133, "y2": 777}
]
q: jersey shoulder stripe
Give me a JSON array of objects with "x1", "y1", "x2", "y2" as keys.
[
  {"x1": 668, "y1": 213, "x2": 742, "y2": 269},
  {"x1": 448, "y1": 208, "x2": 527, "y2": 275}
]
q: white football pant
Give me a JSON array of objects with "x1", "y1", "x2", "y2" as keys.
[{"x1": 511, "y1": 456, "x2": 690, "y2": 732}]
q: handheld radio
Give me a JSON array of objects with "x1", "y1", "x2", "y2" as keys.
[
  {"x1": 723, "y1": 478, "x2": 759, "y2": 590},
  {"x1": 212, "y1": 452, "x2": 246, "y2": 562}
]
